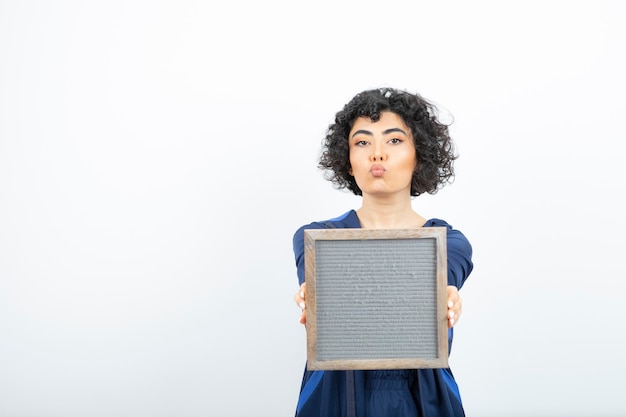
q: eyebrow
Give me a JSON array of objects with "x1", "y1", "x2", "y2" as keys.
[{"x1": 351, "y1": 127, "x2": 408, "y2": 139}]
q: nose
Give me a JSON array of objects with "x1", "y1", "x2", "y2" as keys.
[{"x1": 370, "y1": 143, "x2": 387, "y2": 162}]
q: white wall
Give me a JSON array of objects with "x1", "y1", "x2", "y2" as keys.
[{"x1": 1, "y1": 1, "x2": 624, "y2": 416}]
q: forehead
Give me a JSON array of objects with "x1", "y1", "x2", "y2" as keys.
[{"x1": 349, "y1": 111, "x2": 410, "y2": 134}]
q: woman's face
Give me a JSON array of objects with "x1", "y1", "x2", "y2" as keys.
[{"x1": 348, "y1": 111, "x2": 417, "y2": 197}]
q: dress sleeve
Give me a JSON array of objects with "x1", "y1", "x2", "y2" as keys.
[
  {"x1": 446, "y1": 228, "x2": 474, "y2": 289},
  {"x1": 292, "y1": 224, "x2": 308, "y2": 286}
]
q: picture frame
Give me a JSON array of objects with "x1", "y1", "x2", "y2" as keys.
[{"x1": 304, "y1": 227, "x2": 448, "y2": 370}]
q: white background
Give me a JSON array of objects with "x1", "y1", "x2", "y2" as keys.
[{"x1": 1, "y1": 1, "x2": 624, "y2": 416}]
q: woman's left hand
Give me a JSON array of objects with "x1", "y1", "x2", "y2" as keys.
[{"x1": 447, "y1": 286, "x2": 462, "y2": 328}]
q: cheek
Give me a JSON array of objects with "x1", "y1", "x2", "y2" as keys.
[
  {"x1": 348, "y1": 152, "x2": 361, "y2": 175},
  {"x1": 405, "y1": 152, "x2": 418, "y2": 171}
]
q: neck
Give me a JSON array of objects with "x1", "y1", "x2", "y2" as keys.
[{"x1": 356, "y1": 194, "x2": 426, "y2": 229}]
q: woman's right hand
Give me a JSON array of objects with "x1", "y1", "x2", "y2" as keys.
[{"x1": 293, "y1": 283, "x2": 306, "y2": 324}]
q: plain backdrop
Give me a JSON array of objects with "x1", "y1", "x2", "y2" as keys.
[{"x1": 1, "y1": 1, "x2": 625, "y2": 416}]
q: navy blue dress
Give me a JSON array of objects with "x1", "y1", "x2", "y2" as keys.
[{"x1": 293, "y1": 210, "x2": 474, "y2": 417}]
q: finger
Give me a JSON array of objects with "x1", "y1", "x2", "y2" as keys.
[
  {"x1": 294, "y1": 283, "x2": 307, "y2": 309},
  {"x1": 446, "y1": 286, "x2": 459, "y2": 303},
  {"x1": 446, "y1": 286, "x2": 461, "y2": 328},
  {"x1": 448, "y1": 301, "x2": 462, "y2": 328},
  {"x1": 294, "y1": 293, "x2": 305, "y2": 308},
  {"x1": 300, "y1": 283, "x2": 306, "y2": 299},
  {"x1": 293, "y1": 292, "x2": 304, "y2": 308},
  {"x1": 294, "y1": 286, "x2": 305, "y2": 302}
]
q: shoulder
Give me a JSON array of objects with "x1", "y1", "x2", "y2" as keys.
[
  {"x1": 425, "y1": 218, "x2": 474, "y2": 287},
  {"x1": 293, "y1": 210, "x2": 359, "y2": 241},
  {"x1": 424, "y1": 218, "x2": 473, "y2": 256},
  {"x1": 292, "y1": 210, "x2": 360, "y2": 254}
]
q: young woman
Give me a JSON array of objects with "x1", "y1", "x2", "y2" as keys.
[{"x1": 292, "y1": 88, "x2": 474, "y2": 417}]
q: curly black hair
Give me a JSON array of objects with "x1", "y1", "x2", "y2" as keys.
[{"x1": 318, "y1": 87, "x2": 458, "y2": 197}]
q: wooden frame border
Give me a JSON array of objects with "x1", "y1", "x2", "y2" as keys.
[{"x1": 304, "y1": 227, "x2": 448, "y2": 370}]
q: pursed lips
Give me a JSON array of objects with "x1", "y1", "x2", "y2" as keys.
[{"x1": 370, "y1": 164, "x2": 385, "y2": 177}]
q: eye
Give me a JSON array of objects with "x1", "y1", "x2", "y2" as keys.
[
  {"x1": 354, "y1": 140, "x2": 369, "y2": 147},
  {"x1": 388, "y1": 138, "x2": 403, "y2": 144}
]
